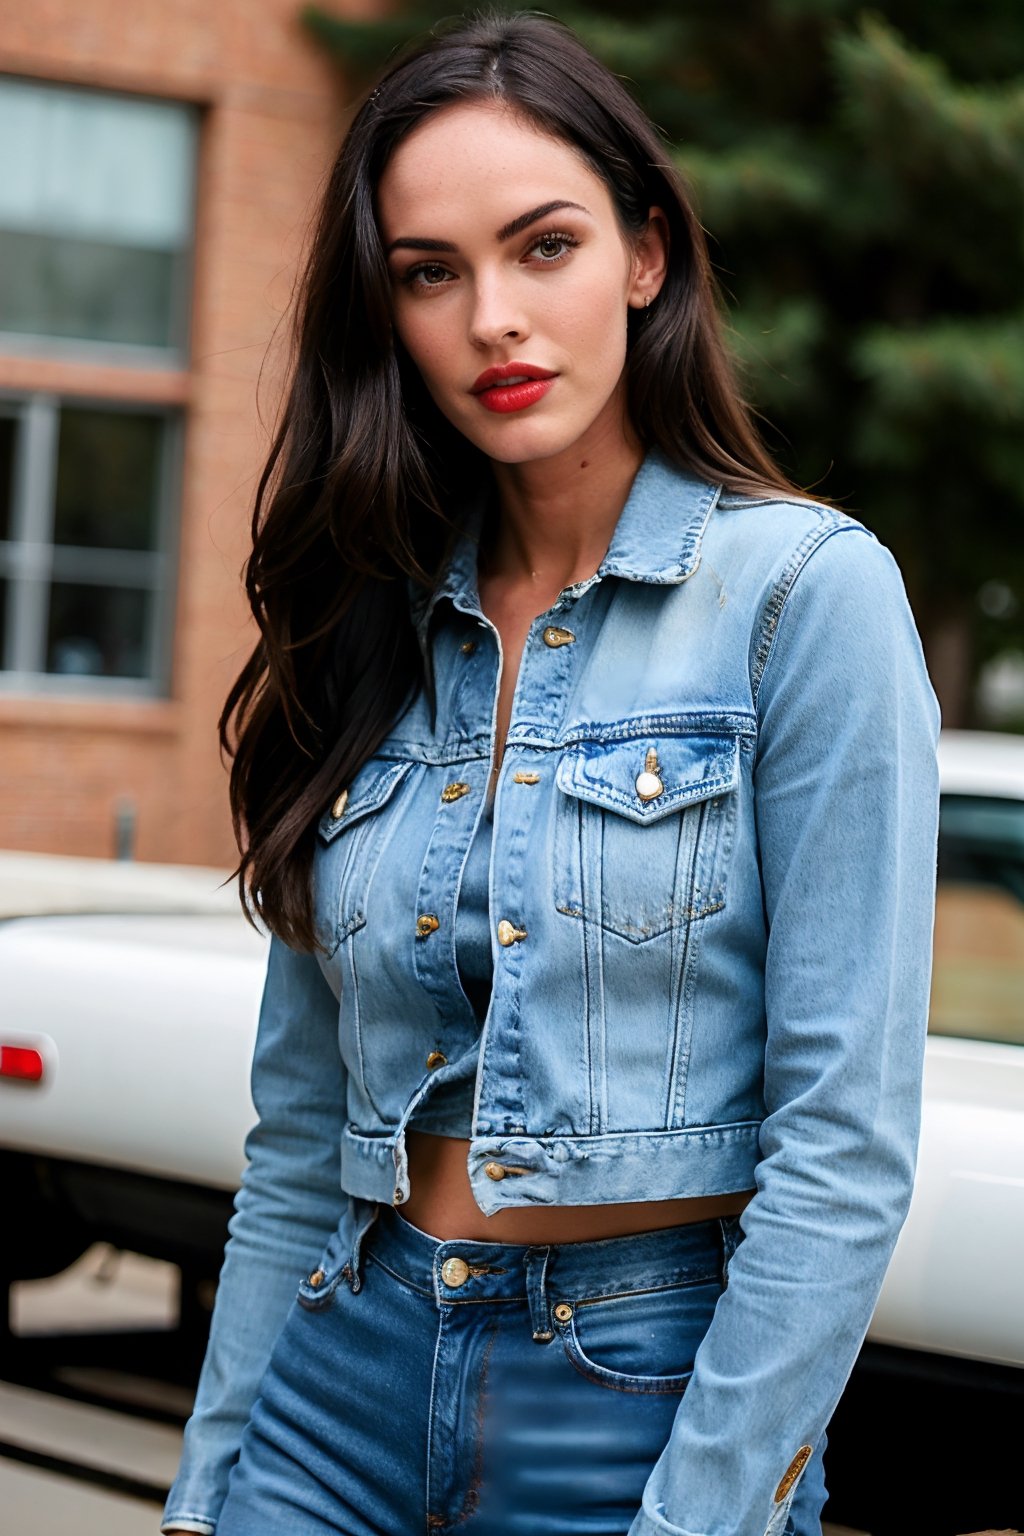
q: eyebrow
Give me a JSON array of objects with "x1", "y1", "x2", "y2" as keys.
[{"x1": 385, "y1": 200, "x2": 592, "y2": 257}]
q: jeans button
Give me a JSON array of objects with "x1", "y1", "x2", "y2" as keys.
[{"x1": 441, "y1": 1257, "x2": 471, "y2": 1288}]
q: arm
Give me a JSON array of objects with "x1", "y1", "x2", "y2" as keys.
[
  {"x1": 161, "y1": 935, "x2": 348, "y2": 1535},
  {"x1": 628, "y1": 525, "x2": 941, "y2": 1536}
]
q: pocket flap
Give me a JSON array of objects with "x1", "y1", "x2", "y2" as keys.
[
  {"x1": 317, "y1": 759, "x2": 415, "y2": 844},
  {"x1": 556, "y1": 733, "x2": 740, "y2": 825}
]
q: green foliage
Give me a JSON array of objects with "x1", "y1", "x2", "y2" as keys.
[{"x1": 302, "y1": 0, "x2": 1024, "y2": 719}]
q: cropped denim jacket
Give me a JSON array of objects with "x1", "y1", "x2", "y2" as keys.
[{"x1": 164, "y1": 450, "x2": 940, "y2": 1536}]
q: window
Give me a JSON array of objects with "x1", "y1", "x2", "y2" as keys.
[
  {"x1": 0, "y1": 394, "x2": 180, "y2": 692},
  {"x1": 0, "y1": 77, "x2": 198, "y2": 359},
  {"x1": 0, "y1": 77, "x2": 197, "y2": 694},
  {"x1": 930, "y1": 793, "x2": 1024, "y2": 1047}
]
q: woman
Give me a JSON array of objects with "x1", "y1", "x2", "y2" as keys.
[{"x1": 163, "y1": 11, "x2": 940, "y2": 1536}]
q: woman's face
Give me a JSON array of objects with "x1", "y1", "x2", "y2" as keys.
[{"x1": 377, "y1": 100, "x2": 666, "y2": 468}]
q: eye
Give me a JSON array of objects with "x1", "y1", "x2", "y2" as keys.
[
  {"x1": 528, "y1": 231, "x2": 579, "y2": 263},
  {"x1": 403, "y1": 261, "x2": 454, "y2": 291}
]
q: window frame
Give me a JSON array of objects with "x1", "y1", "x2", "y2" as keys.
[
  {"x1": 0, "y1": 388, "x2": 183, "y2": 697},
  {"x1": 0, "y1": 74, "x2": 200, "y2": 364},
  {"x1": 930, "y1": 789, "x2": 1024, "y2": 1049}
]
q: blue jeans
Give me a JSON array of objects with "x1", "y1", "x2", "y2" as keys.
[
  {"x1": 214, "y1": 1210, "x2": 822, "y2": 1536},
  {"x1": 217, "y1": 1204, "x2": 826, "y2": 1535}
]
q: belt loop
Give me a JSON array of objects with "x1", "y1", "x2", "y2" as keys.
[
  {"x1": 717, "y1": 1214, "x2": 744, "y2": 1287},
  {"x1": 524, "y1": 1245, "x2": 554, "y2": 1341},
  {"x1": 346, "y1": 1196, "x2": 380, "y2": 1294}
]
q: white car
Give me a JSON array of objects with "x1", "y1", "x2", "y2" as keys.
[
  {"x1": 868, "y1": 730, "x2": 1024, "y2": 1371},
  {"x1": 2, "y1": 731, "x2": 1023, "y2": 1380}
]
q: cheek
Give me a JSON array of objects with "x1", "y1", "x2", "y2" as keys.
[
  {"x1": 394, "y1": 306, "x2": 445, "y2": 376},
  {"x1": 554, "y1": 281, "x2": 629, "y2": 382}
]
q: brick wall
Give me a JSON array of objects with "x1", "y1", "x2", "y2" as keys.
[{"x1": 0, "y1": 0, "x2": 379, "y2": 866}]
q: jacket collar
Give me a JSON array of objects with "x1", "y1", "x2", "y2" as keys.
[{"x1": 409, "y1": 448, "x2": 721, "y2": 655}]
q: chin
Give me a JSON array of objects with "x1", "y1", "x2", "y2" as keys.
[{"x1": 454, "y1": 415, "x2": 599, "y2": 468}]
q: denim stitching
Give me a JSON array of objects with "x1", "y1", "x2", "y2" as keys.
[
  {"x1": 559, "y1": 1315, "x2": 693, "y2": 1395},
  {"x1": 750, "y1": 519, "x2": 867, "y2": 707}
]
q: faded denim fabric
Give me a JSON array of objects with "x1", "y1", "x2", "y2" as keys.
[
  {"x1": 213, "y1": 1207, "x2": 772, "y2": 1536},
  {"x1": 163, "y1": 449, "x2": 940, "y2": 1536}
]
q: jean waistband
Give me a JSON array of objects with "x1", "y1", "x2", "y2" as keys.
[{"x1": 358, "y1": 1203, "x2": 741, "y2": 1340}]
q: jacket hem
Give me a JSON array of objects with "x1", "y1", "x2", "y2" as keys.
[{"x1": 340, "y1": 1121, "x2": 762, "y2": 1216}]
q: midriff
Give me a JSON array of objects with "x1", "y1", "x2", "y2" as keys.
[{"x1": 403, "y1": 1129, "x2": 754, "y2": 1243}]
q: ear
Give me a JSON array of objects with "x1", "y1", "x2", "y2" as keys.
[{"x1": 627, "y1": 206, "x2": 670, "y2": 309}]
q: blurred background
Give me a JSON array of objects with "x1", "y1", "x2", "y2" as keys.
[
  {"x1": 1, "y1": 8, "x2": 1022, "y2": 1534},
  {"x1": 0, "y1": 0, "x2": 1022, "y2": 869}
]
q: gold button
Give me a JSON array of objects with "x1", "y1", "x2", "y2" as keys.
[
  {"x1": 460, "y1": 639, "x2": 477, "y2": 655},
  {"x1": 636, "y1": 747, "x2": 664, "y2": 802},
  {"x1": 773, "y1": 1444, "x2": 814, "y2": 1503},
  {"x1": 426, "y1": 1050, "x2": 447, "y2": 1070},
  {"x1": 542, "y1": 625, "x2": 576, "y2": 648},
  {"x1": 308, "y1": 1268, "x2": 325, "y2": 1288},
  {"x1": 441, "y1": 1256, "x2": 471, "y2": 1287},
  {"x1": 496, "y1": 919, "x2": 527, "y2": 946},
  {"x1": 416, "y1": 913, "x2": 440, "y2": 938},
  {"x1": 441, "y1": 781, "x2": 471, "y2": 803},
  {"x1": 553, "y1": 1302, "x2": 573, "y2": 1322},
  {"x1": 484, "y1": 1161, "x2": 506, "y2": 1180},
  {"x1": 512, "y1": 770, "x2": 541, "y2": 784},
  {"x1": 330, "y1": 789, "x2": 349, "y2": 819}
]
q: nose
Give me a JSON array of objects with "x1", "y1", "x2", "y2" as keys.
[{"x1": 468, "y1": 273, "x2": 528, "y2": 349}]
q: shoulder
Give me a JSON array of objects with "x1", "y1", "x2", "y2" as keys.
[
  {"x1": 703, "y1": 488, "x2": 920, "y2": 703},
  {"x1": 711, "y1": 488, "x2": 874, "y2": 582},
  {"x1": 708, "y1": 487, "x2": 906, "y2": 625}
]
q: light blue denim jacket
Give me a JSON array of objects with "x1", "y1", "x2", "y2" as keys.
[{"x1": 163, "y1": 450, "x2": 940, "y2": 1536}]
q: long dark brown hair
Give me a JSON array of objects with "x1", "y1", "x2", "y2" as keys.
[{"x1": 222, "y1": 7, "x2": 808, "y2": 949}]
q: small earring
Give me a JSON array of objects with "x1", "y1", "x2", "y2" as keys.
[{"x1": 643, "y1": 294, "x2": 651, "y2": 308}]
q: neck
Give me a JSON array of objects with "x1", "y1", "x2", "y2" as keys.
[{"x1": 482, "y1": 410, "x2": 644, "y2": 594}]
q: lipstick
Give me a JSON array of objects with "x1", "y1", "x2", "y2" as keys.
[{"x1": 471, "y1": 362, "x2": 557, "y2": 415}]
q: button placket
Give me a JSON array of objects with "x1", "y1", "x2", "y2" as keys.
[
  {"x1": 412, "y1": 762, "x2": 489, "y2": 1023},
  {"x1": 478, "y1": 602, "x2": 585, "y2": 1138}
]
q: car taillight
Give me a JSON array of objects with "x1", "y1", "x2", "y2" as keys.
[{"x1": 0, "y1": 1045, "x2": 44, "y2": 1082}]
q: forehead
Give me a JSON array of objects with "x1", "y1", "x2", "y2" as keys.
[{"x1": 376, "y1": 99, "x2": 610, "y2": 237}]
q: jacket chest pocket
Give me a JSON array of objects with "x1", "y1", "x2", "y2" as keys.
[
  {"x1": 312, "y1": 759, "x2": 418, "y2": 957},
  {"x1": 553, "y1": 731, "x2": 741, "y2": 944}
]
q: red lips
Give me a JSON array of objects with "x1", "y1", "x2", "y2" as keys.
[
  {"x1": 471, "y1": 362, "x2": 557, "y2": 414},
  {"x1": 471, "y1": 362, "x2": 556, "y2": 393}
]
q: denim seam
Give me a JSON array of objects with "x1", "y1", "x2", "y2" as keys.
[
  {"x1": 561, "y1": 1269, "x2": 721, "y2": 1302},
  {"x1": 424, "y1": 1305, "x2": 447, "y2": 1526},
  {"x1": 559, "y1": 1319, "x2": 692, "y2": 1394},
  {"x1": 750, "y1": 519, "x2": 865, "y2": 708},
  {"x1": 665, "y1": 799, "x2": 702, "y2": 1125},
  {"x1": 365, "y1": 1248, "x2": 436, "y2": 1298}
]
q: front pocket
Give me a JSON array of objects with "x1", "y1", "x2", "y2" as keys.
[
  {"x1": 312, "y1": 759, "x2": 418, "y2": 956},
  {"x1": 553, "y1": 731, "x2": 740, "y2": 943},
  {"x1": 555, "y1": 1274, "x2": 724, "y2": 1394}
]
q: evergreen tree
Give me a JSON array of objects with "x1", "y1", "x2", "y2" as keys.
[{"x1": 302, "y1": 0, "x2": 1024, "y2": 724}]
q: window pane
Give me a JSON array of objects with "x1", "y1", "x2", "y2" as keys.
[
  {"x1": 0, "y1": 414, "x2": 14, "y2": 541},
  {"x1": 54, "y1": 408, "x2": 163, "y2": 551},
  {"x1": 0, "y1": 228, "x2": 187, "y2": 349},
  {"x1": 930, "y1": 795, "x2": 1024, "y2": 1047},
  {"x1": 45, "y1": 583, "x2": 150, "y2": 679},
  {"x1": 0, "y1": 78, "x2": 196, "y2": 351}
]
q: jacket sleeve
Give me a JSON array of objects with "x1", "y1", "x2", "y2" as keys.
[
  {"x1": 627, "y1": 524, "x2": 941, "y2": 1536},
  {"x1": 161, "y1": 934, "x2": 348, "y2": 1534}
]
